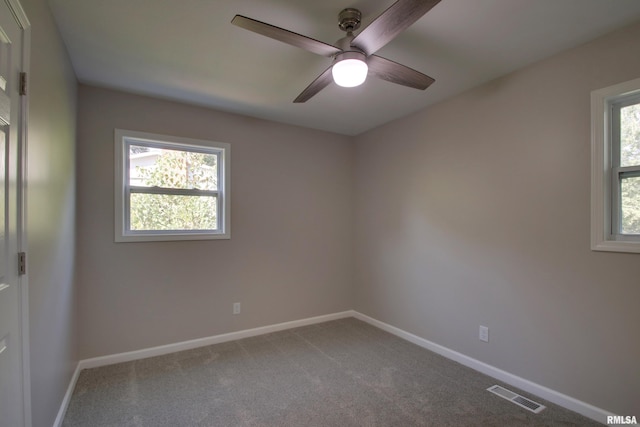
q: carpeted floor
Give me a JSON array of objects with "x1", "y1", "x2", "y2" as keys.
[{"x1": 62, "y1": 318, "x2": 601, "y2": 426}]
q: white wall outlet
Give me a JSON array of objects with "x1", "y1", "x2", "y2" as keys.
[
  {"x1": 233, "y1": 302, "x2": 241, "y2": 315},
  {"x1": 479, "y1": 325, "x2": 489, "y2": 342}
]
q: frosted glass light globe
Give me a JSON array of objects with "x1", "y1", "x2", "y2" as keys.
[{"x1": 332, "y1": 58, "x2": 368, "y2": 87}]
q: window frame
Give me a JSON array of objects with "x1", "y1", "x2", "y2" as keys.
[
  {"x1": 591, "y1": 77, "x2": 640, "y2": 253},
  {"x1": 114, "y1": 129, "x2": 231, "y2": 242}
]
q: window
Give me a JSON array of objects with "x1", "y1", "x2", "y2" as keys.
[
  {"x1": 115, "y1": 129, "x2": 230, "y2": 242},
  {"x1": 591, "y1": 77, "x2": 640, "y2": 253}
]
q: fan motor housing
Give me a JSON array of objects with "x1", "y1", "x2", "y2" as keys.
[{"x1": 333, "y1": 50, "x2": 366, "y2": 64}]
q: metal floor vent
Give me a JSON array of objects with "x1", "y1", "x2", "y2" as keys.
[{"x1": 487, "y1": 385, "x2": 546, "y2": 414}]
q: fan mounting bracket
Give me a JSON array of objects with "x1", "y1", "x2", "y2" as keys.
[{"x1": 338, "y1": 8, "x2": 362, "y2": 33}]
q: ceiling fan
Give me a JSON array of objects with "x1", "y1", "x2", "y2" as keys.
[{"x1": 231, "y1": 0, "x2": 440, "y2": 103}]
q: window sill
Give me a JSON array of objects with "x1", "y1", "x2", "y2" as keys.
[
  {"x1": 115, "y1": 231, "x2": 230, "y2": 243},
  {"x1": 591, "y1": 238, "x2": 640, "y2": 254}
]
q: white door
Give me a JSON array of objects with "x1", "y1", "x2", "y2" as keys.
[{"x1": 0, "y1": 0, "x2": 26, "y2": 426}]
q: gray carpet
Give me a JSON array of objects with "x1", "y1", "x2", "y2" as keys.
[{"x1": 63, "y1": 318, "x2": 601, "y2": 426}]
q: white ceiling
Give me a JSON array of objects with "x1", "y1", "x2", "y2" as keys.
[{"x1": 49, "y1": 0, "x2": 640, "y2": 136}]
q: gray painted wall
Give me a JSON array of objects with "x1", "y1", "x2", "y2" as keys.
[
  {"x1": 21, "y1": 0, "x2": 78, "y2": 426},
  {"x1": 354, "y1": 22, "x2": 640, "y2": 415},
  {"x1": 75, "y1": 85, "x2": 354, "y2": 359}
]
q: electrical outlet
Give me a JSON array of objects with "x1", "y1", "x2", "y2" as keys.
[
  {"x1": 233, "y1": 302, "x2": 241, "y2": 315},
  {"x1": 479, "y1": 325, "x2": 489, "y2": 342}
]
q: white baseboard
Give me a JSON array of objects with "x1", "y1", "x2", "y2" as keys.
[
  {"x1": 352, "y1": 311, "x2": 615, "y2": 425},
  {"x1": 53, "y1": 362, "x2": 82, "y2": 427},
  {"x1": 53, "y1": 310, "x2": 354, "y2": 426},
  {"x1": 55, "y1": 309, "x2": 616, "y2": 426},
  {"x1": 78, "y1": 310, "x2": 355, "y2": 370}
]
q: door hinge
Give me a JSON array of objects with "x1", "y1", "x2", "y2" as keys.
[
  {"x1": 19, "y1": 72, "x2": 26, "y2": 96},
  {"x1": 18, "y1": 252, "x2": 26, "y2": 275}
]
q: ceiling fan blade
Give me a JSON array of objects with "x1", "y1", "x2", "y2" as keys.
[
  {"x1": 367, "y1": 55, "x2": 434, "y2": 90},
  {"x1": 351, "y1": 0, "x2": 441, "y2": 55},
  {"x1": 294, "y1": 65, "x2": 334, "y2": 103},
  {"x1": 231, "y1": 15, "x2": 342, "y2": 57}
]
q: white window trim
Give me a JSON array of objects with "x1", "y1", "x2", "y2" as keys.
[
  {"x1": 590, "y1": 77, "x2": 640, "y2": 253},
  {"x1": 114, "y1": 129, "x2": 231, "y2": 242}
]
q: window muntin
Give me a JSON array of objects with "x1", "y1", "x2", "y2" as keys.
[{"x1": 115, "y1": 130, "x2": 230, "y2": 242}]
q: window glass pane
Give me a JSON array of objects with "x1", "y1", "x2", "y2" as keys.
[
  {"x1": 129, "y1": 145, "x2": 218, "y2": 190},
  {"x1": 620, "y1": 103, "x2": 640, "y2": 167},
  {"x1": 620, "y1": 176, "x2": 640, "y2": 235},
  {"x1": 130, "y1": 193, "x2": 217, "y2": 231}
]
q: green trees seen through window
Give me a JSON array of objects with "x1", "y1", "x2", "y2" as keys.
[{"x1": 130, "y1": 148, "x2": 219, "y2": 231}]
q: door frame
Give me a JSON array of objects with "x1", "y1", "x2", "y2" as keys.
[{"x1": 5, "y1": 0, "x2": 31, "y2": 425}]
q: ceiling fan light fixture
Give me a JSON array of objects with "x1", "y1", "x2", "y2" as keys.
[{"x1": 332, "y1": 51, "x2": 368, "y2": 88}]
